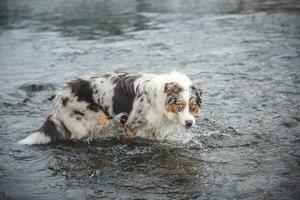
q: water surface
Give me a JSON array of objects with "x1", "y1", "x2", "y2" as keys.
[{"x1": 0, "y1": 0, "x2": 300, "y2": 199}]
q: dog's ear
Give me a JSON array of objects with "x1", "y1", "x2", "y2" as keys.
[
  {"x1": 164, "y1": 82, "x2": 183, "y2": 95},
  {"x1": 190, "y1": 85, "x2": 203, "y2": 105}
]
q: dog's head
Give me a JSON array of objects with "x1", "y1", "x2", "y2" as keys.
[{"x1": 164, "y1": 82, "x2": 202, "y2": 130}]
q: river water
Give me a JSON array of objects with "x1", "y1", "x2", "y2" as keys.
[{"x1": 0, "y1": 0, "x2": 300, "y2": 199}]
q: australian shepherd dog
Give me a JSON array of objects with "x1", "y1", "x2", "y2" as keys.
[{"x1": 19, "y1": 71, "x2": 203, "y2": 145}]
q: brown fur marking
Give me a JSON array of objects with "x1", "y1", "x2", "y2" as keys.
[
  {"x1": 166, "y1": 84, "x2": 183, "y2": 96},
  {"x1": 189, "y1": 97, "x2": 201, "y2": 116},
  {"x1": 166, "y1": 98, "x2": 187, "y2": 113},
  {"x1": 166, "y1": 104, "x2": 178, "y2": 113},
  {"x1": 124, "y1": 124, "x2": 135, "y2": 140},
  {"x1": 97, "y1": 110, "x2": 111, "y2": 126}
]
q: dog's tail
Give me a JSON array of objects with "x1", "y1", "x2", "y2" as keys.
[
  {"x1": 18, "y1": 115, "x2": 65, "y2": 145},
  {"x1": 18, "y1": 132, "x2": 51, "y2": 145}
]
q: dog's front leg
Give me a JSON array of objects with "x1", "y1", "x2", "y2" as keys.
[
  {"x1": 96, "y1": 109, "x2": 111, "y2": 127},
  {"x1": 124, "y1": 116, "x2": 147, "y2": 140},
  {"x1": 124, "y1": 123, "x2": 135, "y2": 140}
]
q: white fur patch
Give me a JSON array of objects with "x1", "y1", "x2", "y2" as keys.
[{"x1": 18, "y1": 132, "x2": 51, "y2": 145}]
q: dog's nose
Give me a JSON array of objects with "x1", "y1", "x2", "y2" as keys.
[{"x1": 185, "y1": 120, "x2": 193, "y2": 129}]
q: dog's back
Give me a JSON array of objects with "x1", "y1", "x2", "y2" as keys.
[{"x1": 19, "y1": 72, "x2": 146, "y2": 144}]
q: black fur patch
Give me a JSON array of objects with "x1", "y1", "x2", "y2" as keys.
[
  {"x1": 104, "y1": 105, "x2": 110, "y2": 113},
  {"x1": 90, "y1": 76, "x2": 98, "y2": 79},
  {"x1": 62, "y1": 97, "x2": 69, "y2": 106},
  {"x1": 102, "y1": 73, "x2": 111, "y2": 78},
  {"x1": 73, "y1": 110, "x2": 84, "y2": 116},
  {"x1": 87, "y1": 104, "x2": 99, "y2": 112},
  {"x1": 40, "y1": 115, "x2": 62, "y2": 142},
  {"x1": 76, "y1": 116, "x2": 82, "y2": 121},
  {"x1": 112, "y1": 73, "x2": 141, "y2": 115},
  {"x1": 67, "y1": 79, "x2": 99, "y2": 112},
  {"x1": 120, "y1": 113, "x2": 129, "y2": 124},
  {"x1": 190, "y1": 85, "x2": 203, "y2": 106}
]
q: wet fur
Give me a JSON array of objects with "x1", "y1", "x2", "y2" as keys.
[{"x1": 19, "y1": 72, "x2": 202, "y2": 145}]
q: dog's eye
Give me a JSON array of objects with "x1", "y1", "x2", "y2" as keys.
[
  {"x1": 177, "y1": 103, "x2": 183, "y2": 112},
  {"x1": 189, "y1": 101, "x2": 197, "y2": 112},
  {"x1": 178, "y1": 105, "x2": 183, "y2": 111},
  {"x1": 190, "y1": 105, "x2": 195, "y2": 112}
]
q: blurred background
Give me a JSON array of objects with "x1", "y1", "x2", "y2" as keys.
[{"x1": 0, "y1": 0, "x2": 299, "y2": 199}]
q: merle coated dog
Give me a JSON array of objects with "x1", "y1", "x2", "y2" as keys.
[{"x1": 19, "y1": 71, "x2": 202, "y2": 144}]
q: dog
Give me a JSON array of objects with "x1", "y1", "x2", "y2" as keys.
[{"x1": 19, "y1": 71, "x2": 202, "y2": 145}]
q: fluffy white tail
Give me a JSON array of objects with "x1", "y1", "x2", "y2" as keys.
[{"x1": 18, "y1": 132, "x2": 51, "y2": 145}]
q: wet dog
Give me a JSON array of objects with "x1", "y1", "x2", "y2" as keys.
[{"x1": 19, "y1": 71, "x2": 202, "y2": 145}]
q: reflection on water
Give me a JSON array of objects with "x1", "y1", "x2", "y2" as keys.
[
  {"x1": 1, "y1": 0, "x2": 299, "y2": 39},
  {"x1": 44, "y1": 138, "x2": 211, "y2": 199},
  {"x1": 0, "y1": 0, "x2": 300, "y2": 199},
  {"x1": 1, "y1": 0, "x2": 153, "y2": 39}
]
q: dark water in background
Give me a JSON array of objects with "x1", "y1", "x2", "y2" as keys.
[{"x1": 0, "y1": 0, "x2": 300, "y2": 199}]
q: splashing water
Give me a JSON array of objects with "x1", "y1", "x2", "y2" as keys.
[{"x1": 87, "y1": 113, "x2": 201, "y2": 148}]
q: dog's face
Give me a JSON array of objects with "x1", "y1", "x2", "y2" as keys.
[{"x1": 164, "y1": 82, "x2": 202, "y2": 130}]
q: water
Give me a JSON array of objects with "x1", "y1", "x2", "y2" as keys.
[{"x1": 0, "y1": 0, "x2": 300, "y2": 199}]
